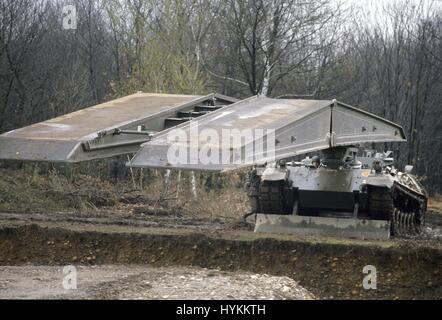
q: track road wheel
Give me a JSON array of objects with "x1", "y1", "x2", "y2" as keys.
[{"x1": 259, "y1": 180, "x2": 286, "y2": 214}]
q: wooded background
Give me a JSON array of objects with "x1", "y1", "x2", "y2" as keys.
[{"x1": 0, "y1": 0, "x2": 441, "y2": 193}]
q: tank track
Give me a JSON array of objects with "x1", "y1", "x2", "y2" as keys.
[
  {"x1": 369, "y1": 183, "x2": 426, "y2": 237},
  {"x1": 259, "y1": 179, "x2": 427, "y2": 238},
  {"x1": 259, "y1": 180, "x2": 286, "y2": 214},
  {"x1": 391, "y1": 181, "x2": 426, "y2": 236}
]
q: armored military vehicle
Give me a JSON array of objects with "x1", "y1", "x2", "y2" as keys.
[
  {"x1": 254, "y1": 146, "x2": 427, "y2": 239},
  {"x1": 0, "y1": 93, "x2": 427, "y2": 239},
  {"x1": 126, "y1": 96, "x2": 427, "y2": 239}
]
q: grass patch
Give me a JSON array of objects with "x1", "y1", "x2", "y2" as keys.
[{"x1": 0, "y1": 166, "x2": 250, "y2": 222}]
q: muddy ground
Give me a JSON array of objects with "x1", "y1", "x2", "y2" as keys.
[{"x1": 0, "y1": 211, "x2": 441, "y2": 300}]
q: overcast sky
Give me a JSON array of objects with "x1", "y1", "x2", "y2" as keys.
[
  {"x1": 345, "y1": 0, "x2": 441, "y2": 15},
  {"x1": 339, "y1": 0, "x2": 441, "y2": 29}
]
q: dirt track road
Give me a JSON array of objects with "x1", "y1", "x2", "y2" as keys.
[
  {"x1": 0, "y1": 265, "x2": 314, "y2": 300},
  {"x1": 0, "y1": 212, "x2": 441, "y2": 299}
]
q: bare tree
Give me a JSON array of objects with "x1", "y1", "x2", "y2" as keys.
[{"x1": 203, "y1": 0, "x2": 342, "y2": 96}]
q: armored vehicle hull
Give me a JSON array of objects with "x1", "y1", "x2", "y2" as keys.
[{"x1": 254, "y1": 148, "x2": 427, "y2": 239}]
